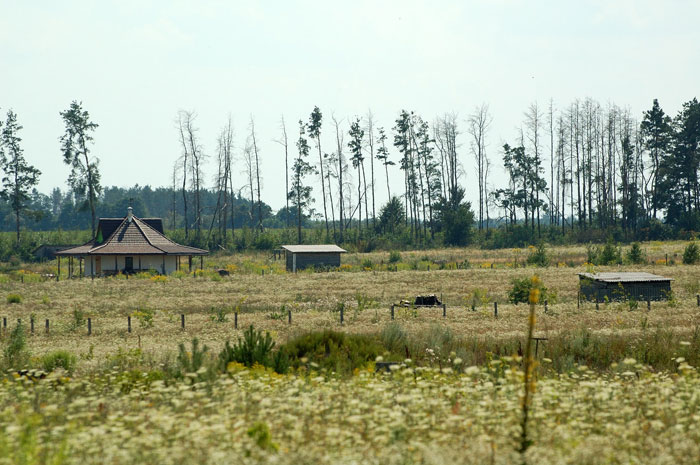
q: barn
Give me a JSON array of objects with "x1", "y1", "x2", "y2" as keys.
[
  {"x1": 578, "y1": 272, "x2": 673, "y2": 302},
  {"x1": 281, "y1": 244, "x2": 347, "y2": 272},
  {"x1": 55, "y1": 207, "x2": 208, "y2": 277}
]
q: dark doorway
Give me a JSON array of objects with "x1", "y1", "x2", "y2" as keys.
[{"x1": 125, "y1": 256, "x2": 134, "y2": 272}]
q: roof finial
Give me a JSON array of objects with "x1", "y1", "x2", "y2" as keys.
[{"x1": 127, "y1": 206, "x2": 133, "y2": 222}]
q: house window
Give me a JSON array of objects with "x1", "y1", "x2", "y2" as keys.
[{"x1": 125, "y1": 256, "x2": 134, "y2": 272}]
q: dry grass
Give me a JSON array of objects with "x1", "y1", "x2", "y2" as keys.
[{"x1": 2, "y1": 242, "x2": 700, "y2": 369}]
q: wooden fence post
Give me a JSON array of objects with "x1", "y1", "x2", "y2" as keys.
[
  {"x1": 30, "y1": 318, "x2": 34, "y2": 334},
  {"x1": 595, "y1": 298, "x2": 599, "y2": 311},
  {"x1": 391, "y1": 305, "x2": 395, "y2": 321},
  {"x1": 234, "y1": 312, "x2": 238, "y2": 329},
  {"x1": 128, "y1": 316, "x2": 131, "y2": 333},
  {"x1": 181, "y1": 314, "x2": 185, "y2": 330},
  {"x1": 288, "y1": 309, "x2": 292, "y2": 325},
  {"x1": 647, "y1": 299, "x2": 651, "y2": 311},
  {"x1": 544, "y1": 300, "x2": 548, "y2": 313},
  {"x1": 2, "y1": 317, "x2": 6, "y2": 331},
  {"x1": 45, "y1": 319, "x2": 49, "y2": 335},
  {"x1": 340, "y1": 306, "x2": 344, "y2": 325},
  {"x1": 697, "y1": 294, "x2": 700, "y2": 307},
  {"x1": 87, "y1": 318, "x2": 92, "y2": 336},
  {"x1": 442, "y1": 304, "x2": 446, "y2": 318},
  {"x1": 577, "y1": 291, "x2": 581, "y2": 309}
]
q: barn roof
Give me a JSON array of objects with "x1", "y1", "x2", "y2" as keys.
[
  {"x1": 56, "y1": 211, "x2": 207, "y2": 256},
  {"x1": 578, "y1": 272, "x2": 672, "y2": 283},
  {"x1": 281, "y1": 244, "x2": 347, "y2": 254}
]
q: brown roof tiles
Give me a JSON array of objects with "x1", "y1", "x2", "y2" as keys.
[{"x1": 56, "y1": 215, "x2": 208, "y2": 256}]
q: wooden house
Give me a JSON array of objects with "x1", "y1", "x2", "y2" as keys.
[
  {"x1": 281, "y1": 244, "x2": 346, "y2": 272},
  {"x1": 55, "y1": 207, "x2": 208, "y2": 277},
  {"x1": 578, "y1": 272, "x2": 672, "y2": 302}
]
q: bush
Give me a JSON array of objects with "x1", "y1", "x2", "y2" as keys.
[
  {"x1": 280, "y1": 330, "x2": 382, "y2": 375},
  {"x1": 526, "y1": 242, "x2": 550, "y2": 267},
  {"x1": 508, "y1": 275, "x2": 548, "y2": 305},
  {"x1": 176, "y1": 338, "x2": 209, "y2": 377},
  {"x1": 132, "y1": 308, "x2": 156, "y2": 328},
  {"x1": 683, "y1": 242, "x2": 700, "y2": 265},
  {"x1": 388, "y1": 251, "x2": 402, "y2": 264},
  {"x1": 626, "y1": 242, "x2": 646, "y2": 264},
  {"x1": 41, "y1": 350, "x2": 77, "y2": 373},
  {"x1": 598, "y1": 240, "x2": 622, "y2": 265},
  {"x1": 2, "y1": 322, "x2": 28, "y2": 369},
  {"x1": 6, "y1": 293, "x2": 22, "y2": 304},
  {"x1": 219, "y1": 325, "x2": 275, "y2": 369},
  {"x1": 209, "y1": 306, "x2": 230, "y2": 323},
  {"x1": 70, "y1": 309, "x2": 86, "y2": 331}
]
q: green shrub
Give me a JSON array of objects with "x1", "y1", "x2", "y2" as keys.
[
  {"x1": 598, "y1": 240, "x2": 622, "y2": 265},
  {"x1": 380, "y1": 322, "x2": 408, "y2": 354},
  {"x1": 6, "y1": 293, "x2": 22, "y2": 304},
  {"x1": 2, "y1": 322, "x2": 28, "y2": 368},
  {"x1": 388, "y1": 251, "x2": 402, "y2": 264},
  {"x1": 683, "y1": 242, "x2": 700, "y2": 264},
  {"x1": 280, "y1": 330, "x2": 382, "y2": 374},
  {"x1": 508, "y1": 275, "x2": 548, "y2": 305},
  {"x1": 209, "y1": 306, "x2": 230, "y2": 323},
  {"x1": 626, "y1": 242, "x2": 646, "y2": 264},
  {"x1": 361, "y1": 258, "x2": 373, "y2": 269},
  {"x1": 176, "y1": 338, "x2": 209, "y2": 377},
  {"x1": 219, "y1": 325, "x2": 275, "y2": 369},
  {"x1": 526, "y1": 242, "x2": 550, "y2": 267},
  {"x1": 70, "y1": 309, "x2": 86, "y2": 330},
  {"x1": 132, "y1": 308, "x2": 156, "y2": 328},
  {"x1": 41, "y1": 350, "x2": 77, "y2": 373}
]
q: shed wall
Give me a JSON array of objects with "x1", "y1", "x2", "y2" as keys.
[
  {"x1": 286, "y1": 252, "x2": 341, "y2": 271},
  {"x1": 579, "y1": 278, "x2": 671, "y2": 301}
]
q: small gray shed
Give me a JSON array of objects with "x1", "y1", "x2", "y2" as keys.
[
  {"x1": 281, "y1": 245, "x2": 347, "y2": 272},
  {"x1": 578, "y1": 272, "x2": 673, "y2": 302}
]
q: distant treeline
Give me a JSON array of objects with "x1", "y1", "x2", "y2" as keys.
[{"x1": 1, "y1": 97, "x2": 699, "y2": 262}]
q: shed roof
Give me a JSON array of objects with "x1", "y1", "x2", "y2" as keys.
[
  {"x1": 56, "y1": 213, "x2": 208, "y2": 256},
  {"x1": 578, "y1": 272, "x2": 672, "y2": 283},
  {"x1": 281, "y1": 245, "x2": 347, "y2": 254}
]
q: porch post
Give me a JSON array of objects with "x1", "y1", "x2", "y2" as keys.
[
  {"x1": 200, "y1": 256, "x2": 203, "y2": 271},
  {"x1": 189, "y1": 256, "x2": 192, "y2": 272},
  {"x1": 162, "y1": 255, "x2": 166, "y2": 275}
]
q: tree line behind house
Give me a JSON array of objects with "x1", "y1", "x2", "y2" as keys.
[{"x1": 0, "y1": 98, "x2": 699, "y2": 256}]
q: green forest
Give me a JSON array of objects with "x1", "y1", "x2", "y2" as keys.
[{"x1": 0, "y1": 97, "x2": 699, "y2": 261}]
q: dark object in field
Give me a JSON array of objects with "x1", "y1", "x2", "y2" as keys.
[
  {"x1": 401, "y1": 294, "x2": 442, "y2": 307},
  {"x1": 217, "y1": 269, "x2": 230, "y2": 277},
  {"x1": 375, "y1": 361, "x2": 399, "y2": 372},
  {"x1": 578, "y1": 272, "x2": 672, "y2": 302},
  {"x1": 16, "y1": 369, "x2": 48, "y2": 381}
]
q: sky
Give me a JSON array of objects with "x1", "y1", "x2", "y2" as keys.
[{"x1": 1, "y1": 0, "x2": 699, "y2": 214}]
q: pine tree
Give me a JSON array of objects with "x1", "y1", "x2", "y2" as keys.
[
  {"x1": 0, "y1": 110, "x2": 41, "y2": 244},
  {"x1": 60, "y1": 101, "x2": 101, "y2": 239}
]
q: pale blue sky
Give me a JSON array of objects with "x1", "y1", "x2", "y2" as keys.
[{"x1": 1, "y1": 0, "x2": 698, "y2": 211}]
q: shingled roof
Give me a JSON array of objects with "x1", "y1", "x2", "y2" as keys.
[{"x1": 56, "y1": 211, "x2": 207, "y2": 256}]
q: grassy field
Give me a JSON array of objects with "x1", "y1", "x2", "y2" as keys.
[
  {"x1": 2, "y1": 242, "x2": 700, "y2": 363},
  {"x1": 1, "y1": 242, "x2": 700, "y2": 464}
]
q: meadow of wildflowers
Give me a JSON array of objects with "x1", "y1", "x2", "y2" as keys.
[{"x1": 1, "y1": 359, "x2": 699, "y2": 464}]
